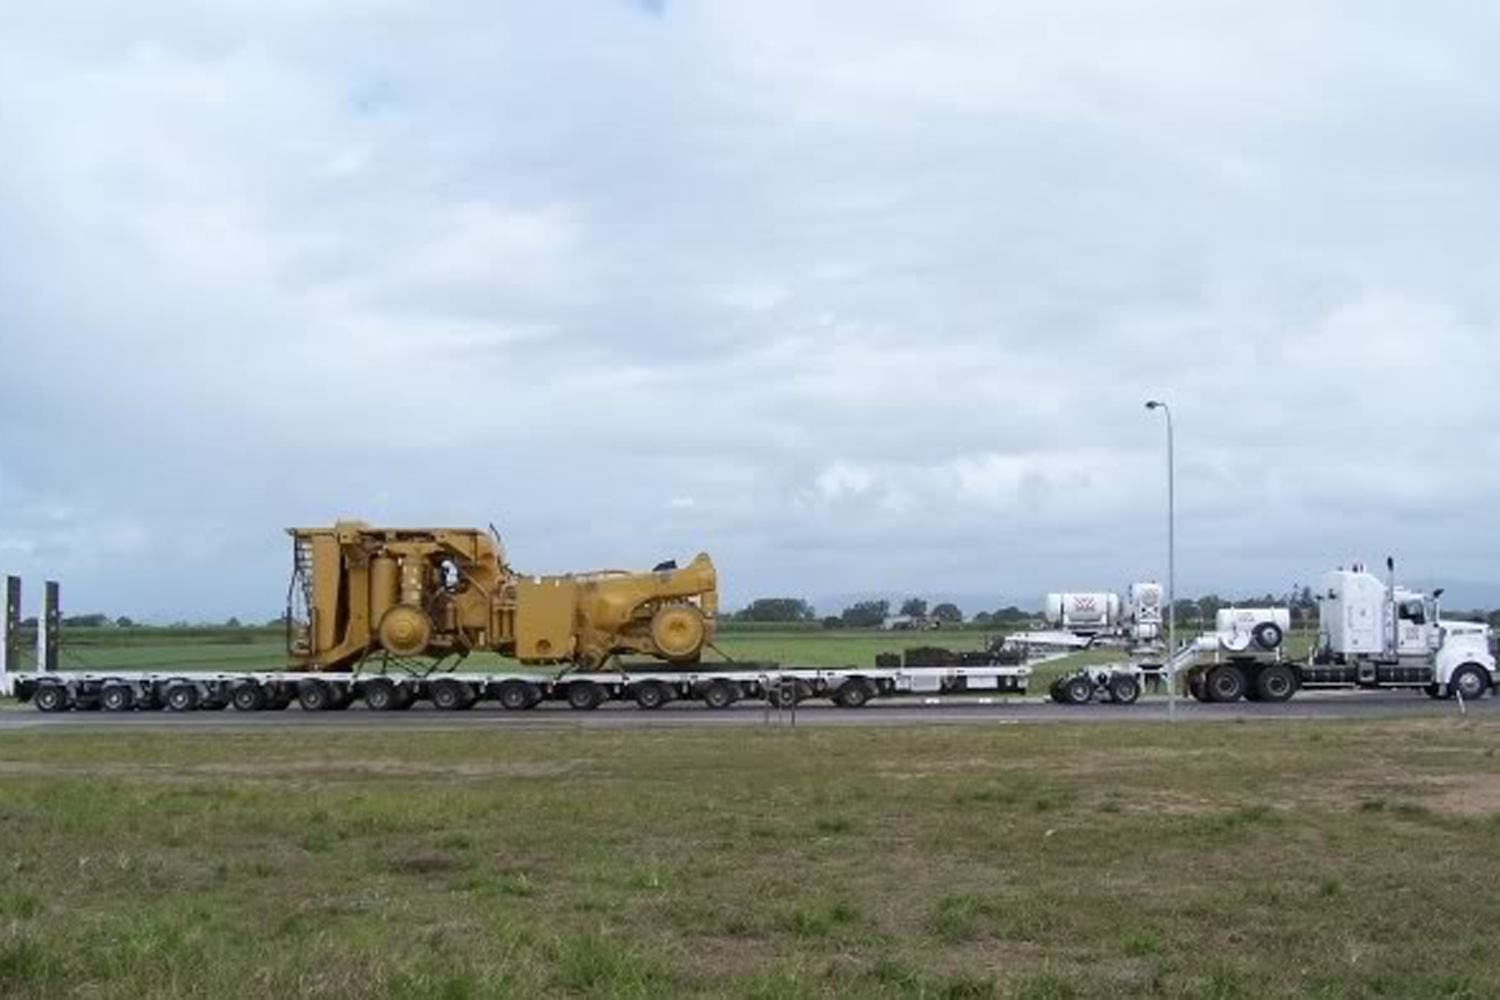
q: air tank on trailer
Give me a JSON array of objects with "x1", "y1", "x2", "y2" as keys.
[{"x1": 1043, "y1": 592, "x2": 1121, "y2": 633}]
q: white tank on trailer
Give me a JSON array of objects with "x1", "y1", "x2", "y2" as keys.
[{"x1": 1044, "y1": 592, "x2": 1121, "y2": 632}]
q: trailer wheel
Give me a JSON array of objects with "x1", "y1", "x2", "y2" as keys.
[
  {"x1": 1062, "y1": 675, "x2": 1094, "y2": 705},
  {"x1": 296, "y1": 680, "x2": 334, "y2": 712},
  {"x1": 33, "y1": 684, "x2": 70, "y2": 713},
  {"x1": 1206, "y1": 665, "x2": 1246, "y2": 703},
  {"x1": 1107, "y1": 674, "x2": 1140, "y2": 705},
  {"x1": 362, "y1": 679, "x2": 401, "y2": 712},
  {"x1": 1450, "y1": 665, "x2": 1489, "y2": 701},
  {"x1": 701, "y1": 680, "x2": 737, "y2": 710},
  {"x1": 432, "y1": 679, "x2": 476, "y2": 711},
  {"x1": 1048, "y1": 678, "x2": 1068, "y2": 703},
  {"x1": 632, "y1": 681, "x2": 671, "y2": 710},
  {"x1": 566, "y1": 681, "x2": 604, "y2": 711},
  {"x1": 230, "y1": 683, "x2": 267, "y2": 712},
  {"x1": 1252, "y1": 622, "x2": 1284, "y2": 651},
  {"x1": 833, "y1": 679, "x2": 874, "y2": 708},
  {"x1": 497, "y1": 680, "x2": 539, "y2": 711},
  {"x1": 1255, "y1": 665, "x2": 1297, "y2": 703},
  {"x1": 101, "y1": 684, "x2": 135, "y2": 713},
  {"x1": 165, "y1": 684, "x2": 200, "y2": 712}
]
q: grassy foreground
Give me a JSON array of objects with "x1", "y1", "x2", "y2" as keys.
[{"x1": 1, "y1": 718, "x2": 1498, "y2": 997}]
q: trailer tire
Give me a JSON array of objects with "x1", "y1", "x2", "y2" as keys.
[
  {"x1": 101, "y1": 684, "x2": 135, "y2": 712},
  {"x1": 1450, "y1": 665, "x2": 1489, "y2": 701},
  {"x1": 296, "y1": 680, "x2": 334, "y2": 712},
  {"x1": 833, "y1": 679, "x2": 874, "y2": 708},
  {"x1": 1252, "y1": 622, "x2": 1283, "y2": 651},
  {"x1": 1107, "y1": 674, "x2": 1140, "y2": 705},
  {"x1": 632, "y1": 681, "x2": 671, "y2": 710},
  {"x1": 34, "y1": 684, "x2": 70, "y2": 713},
  {"x1": 165, "y1": 684, "x2": 200, "y2": 712},
  {"x1": 362, "y1": 679, "x2": 401, "y2": 712},
  {"x1": 497, "y1": 680, "x2": 539, "y2": 711},
  {"x1": 1255, "y1": 664, "x2": 1297, "y2": 703},
  {"x1": 566, "y1": 681, "x2": 605, "y2": 711},
  {"x1": 432, "y1": 679, "x2": 476, "y2": 711},
  {"x1": 230, "y1": 683, "x2": 268, "y2": 712},
  {"x1": 701, "y1": 680, "x2": 737, "y2": 710},
  {"x1": 1062, "y1": 675, "x2": 1094, "y2": 705},
  {"x1": 1206, "y1": 665, "x2": 1246, "y2": 703}
]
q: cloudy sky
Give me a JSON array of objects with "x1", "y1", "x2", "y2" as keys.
[{"x1": 2, "y1": 2, "x2": 1499, "y2": 621}]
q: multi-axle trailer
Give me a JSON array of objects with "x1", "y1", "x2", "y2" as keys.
[{"x1": 3, "y1": 663, "x2": 1032, "y2": 713}]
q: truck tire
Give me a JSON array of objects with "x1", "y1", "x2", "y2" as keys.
[
  {"x1": 230, "y1": 683, "x2": 268, "y2": 712},
  {"x1": 1424, "y1": 683, "x2": 1444, "y2": 700},
  {"x1": 1187, "y1": 671, "x2": 1210, "y2": 703},
  {"x1": 33, "y1": 684, "x2": 70, "y2": 713},
  {"x1": 1450, "y1": 665, "x2": 1489, "y2": 701},
  {"x1": 165, "y1": 684, "x2": 200, "y2": 712},
  {"x1": 1255, "y1": 665, "x2": 1297, "y2": 703},
  {"x1": 1107, "y1": 674, "x2": 1140, "y2": 705},
  {"x1": 101, "y1": 684, "x2": 135, "y2": 712},
  {"x1": 1206, "y1": 666, "x2": 1246, "y2": 703},
  {"x1": 1200, "y1": 665, "x2": 1248, "y2": 704},
  {"x1": 362, "y1": 679, "x2": 400, "y2": 711},
  {"x1": 432, "y1": 679, "x2": 476, "y2": 711},
  {"x1": 296, "y1": 680, "x2": 334, "y2": 712},
  {"x1": 1062, "y1": 675, "x2": 1093, "y2": 705},
  {"x1": 497, "y1": 680, "x2": 539, "y2": 711},
  {"x1": 833, "y1": 679, "x2": 874, "y2": 708},
  {"x1": 701, "y1": 680, "x2": 737, "y2": 710},
  {"x1": 1252, "y1": 622, "x2": 1283, "y2": 651},
  {"x1": 633, "y1": 681, "x2": 671, "y2": 710},
  {"x1": 566, "y1": 681, "x2": 604, "y2": 711}
]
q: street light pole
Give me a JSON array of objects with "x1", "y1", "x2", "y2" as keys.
[{"x1": 1145, "y1": 400, "x2": 1175, "y2": 721}]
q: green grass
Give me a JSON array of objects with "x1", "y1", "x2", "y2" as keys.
[{"x1": 0, "y1": 718, "x2": 1497, "y2": 996}]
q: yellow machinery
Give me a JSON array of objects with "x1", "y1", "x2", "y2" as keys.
[{"x1": 286, "y1": 522, "x2": 717, "y2": 671}]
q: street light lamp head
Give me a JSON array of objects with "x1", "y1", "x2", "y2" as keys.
[{"x1": 1145, "y1": 400, "x2": 1163, "y2": 410}]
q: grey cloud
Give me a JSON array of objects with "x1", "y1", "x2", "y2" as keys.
[{"x1": 2, "y1": 2, "x2": 1499, "y2": 621}]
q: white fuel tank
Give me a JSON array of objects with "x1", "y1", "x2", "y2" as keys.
[{"x1": 1044, "y1": 592, "x2": 1121, "y2": 632}]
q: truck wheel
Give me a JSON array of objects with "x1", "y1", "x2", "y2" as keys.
[
  {"x1": 1206, "y1": 666, "x2": 1246, "y2": 703},
  {"x1": 497, "y1": 680, "x2": 539, "y2": 711},
  {"x1": 296, "y1": 681, "x2": 333, "y2": 712},
  {"x1": 33, "y1": 684, "x2": 70, "y2": 713},
  {"x1": 432, "y1": 680, "x2": 476, "y2": 711},
  {"x1": 362, "y1": 679, "x2": 400, "y2": 711},
  {"x1": 1255, "y1": 665, "x2": 1297, "y2": 703},
  {"x1": 1062, "y1": 675, "x2": 1094, "y2": 705},
  {"x1": 834, "y1": 679, "x2": 874, "y2": 708},
  {"x1": 1048, "y1": 678, "x2": 1068, "y2": 703},
  {"x1": 1424, "y1": 683, "x2": 1443, "y2": 700},
  {"x1": 101, "y1": 684, "x2": 135, "y2": 712},
  {"x1": 566, "y1": 681, "x2": 604, "y2": 711},
  {"x1": 1252, "y1": 622, "x2": 1283, "y2": 651},
  {"x1": 1450, "y1": 665, "x2": 1489, "y2": 701},
  {"x1": 230, "y1": 683, "x2": 268, "y2": 712},
  {"x1": 1107, "y1": 674, "x2": 1140, "y2": 705},
  {"x1": 1187, "y1": 672, "x2": 1210, "y2": 703},
  {"x1": 165, "y1": 684, "x2": 200, "y2": 712},
  {"x1": 633, "y1": 681, "x2": 671, "y2": 710},
  {"x1": 701, "y1": 680, "x2": 737, "y2": 710}
]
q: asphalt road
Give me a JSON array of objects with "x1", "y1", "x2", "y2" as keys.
[{"x1": 0, "y1": 690, "x2": 1494, "y2": 731}]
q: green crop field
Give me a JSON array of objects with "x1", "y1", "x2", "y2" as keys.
[{"x1": 0, "y1": 717, "x2": 1497, "y2": 997}]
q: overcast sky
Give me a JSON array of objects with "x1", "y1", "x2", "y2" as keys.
[{"x1": 2, "y1": 2, "x2": 1499, "y2": 621}]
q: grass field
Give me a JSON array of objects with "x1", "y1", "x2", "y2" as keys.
[{"x1": 0, "y1": 718, "x2": 1497, "y2": 997}]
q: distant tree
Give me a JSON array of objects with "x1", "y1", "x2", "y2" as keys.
[
  {"x1": 821, "y1": 616, "x2": 843, "y2": 630},
  {"x1": 992, "y1": 606, "x2": 1031, "y2": 624},
  {"x1": 931, "y1": 602, "x2": 963, "y2": 624},
  {"x1": 62, "y1": 613, "x2": 109, "y2": 628},
  {"x1": 1489, "y1": 610, "x2": 1500, "y2": 629},
  {"x1": 972, "y1": 611, "x2": 993, "y2": 626},
  {"x1": 737, "y1": 598, "x2": 815, "y2": 623},
  {"x1": 225, "y1": 617, "x2": 242, "y2": 628},
  {"x1": 899, "y1": 598, "x2": 928, "y2": 618},
  {"x1": 115, "y1": 616, "x2": 135, "y2": 628},
  {"x1": 267, "y1": 613, "x2": 289, "y2": 627},
  {"x1": 20, "y1": 616, "x2": 37, "y2": 628},
  {"x1": 841, "y1": 599, "x2": 890, "y2": 628}
]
